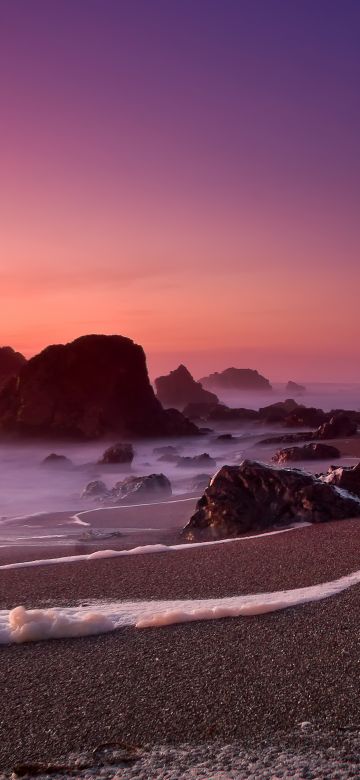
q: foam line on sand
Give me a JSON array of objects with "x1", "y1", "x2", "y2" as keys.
[{"x1": 1, "y1": 568, "x2": 360, "y2": 644}]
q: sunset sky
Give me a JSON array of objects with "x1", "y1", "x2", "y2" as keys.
[{"x1": 0, "y1": 0, "x2": 359, "y2": 381}]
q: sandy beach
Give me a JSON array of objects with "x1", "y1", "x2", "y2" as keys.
[{"x1": 1, "y1": 516, "x2": 360, "y2": 772}]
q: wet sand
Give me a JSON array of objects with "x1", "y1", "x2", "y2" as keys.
[{"x1": 1, "y1": 518, "x2": 360, "y2": 768}]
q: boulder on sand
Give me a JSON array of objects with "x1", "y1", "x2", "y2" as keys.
[
  {"x1": 320, "y1": 462, "x2": 360, "y2": 498},
  {"x1": 314, "y1": 414, "x2": 357, "y2": 440},
  {"x1": 0, "y1": 335, "x2": 199, "y2": 440},
  {"x1": 98, "y1": 442, "x2": 134, "y2": 465},
  {"x1": 111, "y1": 473, "x2": 172, "y2": 503},
  {"x1": 155, "y1": 365, "x2": 218, "y2": 411},
  {"x1": 81, "y1": 480, "x2": 110, "y2": 499},
  {"x1": 272, "y1": 443, "x2": 340, "y2": 464},
  {"x1": 181, "y1": 460, "x2": 360, "y2": 541}
]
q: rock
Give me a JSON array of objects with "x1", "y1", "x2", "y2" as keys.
[
  {"x1": 0, "y1": 335, "x2": 199, "y2": 440},
  {"x1": 284, "y1": 407, "x2": 329, "y2": 428},
  {"x1": 98, "y1": 442, "x2": 134, "y2": 465},
  {"x1": 191, "y1": 474, "x2": 212, "y2": 491},
  {"x1": 183, "y1": 402, "x2": 259, "y2": 422},
  {"x1": 258, "y1": 399, "x2": 300, "y2": 423},
  {"x1": 155, "y1": 364, "x2": 218, "y2": 411},
  {"x1": 272, "y1": 443, "x2": 341, "y2": 464},
  {"x1": 81, "y1": 480, "x2": 110, "y2": 499},
  {"x1": 111, "y1": 473, "x2": 172, "y2": 503},
  {"x1": 321, "y1": 462, "x2": 360, "y2": 498},
  {"x1": 216, "y1": 433, "x2": 237, "y2": 442},
  {"x1": 314, "y1": 413, "x2": 358, "y2": 439},
  {"x1": 153, "y1": 445, "x2": 179, "y2": 456},
  {"x1": 259, "y1": 432, "x2": 313, "y2": 445},
  {"x1": 41, "y1": 453, "x2": 73, "y2": 467},
  {"x1": 0, "y1": 346, "x2": 26, "y2": 389},
  {"x1": 176, "y1": 453, "x2": 217, "y2": 469},
  {"x1": 181, "y1": 460, "x2": 360, "y2": 541},
  {"x1": 200, "y1": 367, "x2": 272, "y2": 391},
  {"x1": 286, "y1": 381, "x2": 306, "y2": 394},
  {"x1": 157, "y1": 452, "x2": 181, "y2": 463}
]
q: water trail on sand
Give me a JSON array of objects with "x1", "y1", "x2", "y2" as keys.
[{"x1": 1, "y1": 568, "x2": 360, "y2": 644}]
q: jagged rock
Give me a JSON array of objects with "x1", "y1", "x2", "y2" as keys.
[
  {"x1": 176, "y1": 453, "x2": 217, "y2": 469},
  {"x1": 41, "y1": 453, "x2": 73, "y2": 467},
  {"x1": 182, "y1": 460, "x2": 360, "y2": 541},
  {"x1": 98, "y1": 442, "x2": 134, "y2": 465},
  {"x1": 111, "y1": 474, "x2": 172, "y2": 503},
  {"x1": 81, "y1": 480, "x2": 110, "y2": 499},
  {"x1": 258, "y1": 399, "x2": 300, "y2": 423},
  {"x1": 314, "y1": 414, "x2": 357, "y2": 439},
  {"x1": 284, "y1": 407, "x2": 329, "y2": 428},
  {"x1": 0, "y1": 346, "x2": 26, "y2": 389},
  {"x1": 0, "y1": 335, "x2": 199, "y2": 440},
  {"x1": 200, "y1": 368, "x2": 272, "y2": 391},
  {"x1": 321, "y1": 462, "x2": 360, "y2": 498},
  {"x1": 191, "y1": 474, "x2": 212, "y2": 491},
  {"x1": 286, "y1": 381, "x2": 306, "y2": 394},
  {"x1": 155, "y1": 364, "x2": 218, "y2": 411},
  {"x1": 272, "y1": 443, "x2": 340, "y2": 464}
]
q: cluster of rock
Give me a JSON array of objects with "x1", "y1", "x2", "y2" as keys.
[
  {"x1": 0, "y1": 335, "x2": 199, "y2": 440},
  {"x1": 286, "y1": 380, "x2": 306, "y2": 394},
  {"x1": 261, "y1": 413, "x2": 358, "y2": 446},
  {"x1": 155, "y1": 364, "x2": 218, "y2": 411},
  {"x1": 182, "y1": 459, "x2": 360, "y2": 541},
  {"x1": 200, "y1": 367, "x2": 272, "y2": 391},
  {"x1": 82, "y1": 473, "x2": 172, "y2": 504}
]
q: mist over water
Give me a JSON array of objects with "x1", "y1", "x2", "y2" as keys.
[{"x1": 0, "y1": 383, "x2": 359, "y2": 545}]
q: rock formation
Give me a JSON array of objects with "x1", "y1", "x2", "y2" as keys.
[
  {"x1": 182, "y1": 460, "x2": 360, "y2": 540},
  {"x1": 0, "y1": 335, "x2": 199, "y2": 440},
  {"x1": 0, "y1": 346, "x2": 26, "y2": 389},
  {"x1": 155, "y1": 365, "x2": 218, "y2": 411},
  {"x1": 176, "y1": 453, "x2": 217, "y2": 469},
  {"x1": 272, "y1": 443, "x2": 340, "y2": 464},
  {"x1": 286, "y1": 380, "x2": 306, "y2": 393},
  {"x1": 320, "y1": 462, "x2": 360, "y2": 498},
  {"x1": 98, "y1": 442, "x2": 134, "y2": 465},
  {"x1": 183, "y1": 401, "x2": 259, "y2": 422},
  {"x1": 315, "y1": 414, "x2": 357, "y2": 439},
  {"x1": 200, "y1": 367, "x2": 272, "y2": 391}
]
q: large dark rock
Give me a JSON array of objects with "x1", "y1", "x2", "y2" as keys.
[
  {"x1": 98, "y1": 442, "x2": 134, "y2": 465},
  {"x1": 284, "y1": 407, "x2": 329, "y2": 428},
  {"x1": 320, "y1": 462, "x2": 360, "y2": 498},
  {"x1": 0, "y1": 335, "x2": 199, "y2": 440},
  {"x1": 176, "y1": 453, "x2": 217, "y2": 469},
  {"x1": 314, "y1": 414, "x2": 357, "y2": 440},
  {"x1": 200, "y1": 367, "x2": 272, "y2": 391},
  {"x1": 81, "y1": 480, "x2": 110, "y2": 499},
  {"x1": 41, "y1": 453, "x2": 73, "y2": 468},
  {"x1": 259, "y1": 432, "x2": 313, "y2": 445},
  {"x1": 182, "y1": 460, "x2": 360, "y2": 540},
  {"x1": 155, "y1": 365, "x2": 218, "y2": 411},
  {"x1": 183, "y1": 401, "x2": 259, "y2": 422},
  {"x1": 111, "y1": 473, "x2": 172, "y2": 503},
  {"x1": 0, "y1": 346, "x2": 26, "y2": 389},
  {"x1": 258, "y1": 399, "x2": 299, "y2": 423},
  {"x1": 272, "y1": 443, "x2": 340, "y2": 464},
  {"x1": 286, "y1": 380, "x2": 306, "y2": 394}
]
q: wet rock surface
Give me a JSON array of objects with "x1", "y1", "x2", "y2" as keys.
[
  {"x1": 272, "y1": 443, "x2": 341, "y2": 464},
  {"x1": 98, "y1": 442, "x2": 134, "y2": 465},
  {"x1": 182, "y1": 459, "x2": 360, "y2": 540},
  {"x1": 176, "y1": 453, "x2": 217, "y2": 469},
  {"x1": 200, "y1": 367, "x2": 272, "y2": 391}
]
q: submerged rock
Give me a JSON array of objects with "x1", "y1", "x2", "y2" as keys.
[
  {"x1": 182, "y1": 460, "x2": 360, "y2": 541},
  {"x1": 183, "y1": 401, "x2": 258, "y2": 422},
  {"x1": 258, "y1": 399, "x2": 300, "y2": 423},
  {"x1": 81, "y1": 480, "x2": 110, "y2": 499},
  {"x1": 191, "y1": 473, "x2": 212, "y2": 491},
  {"x1": 111, "y1": 473, "x2": 172, "y2": 503},
  {"x1": 286, "y1": 380, "x2": 306, "y2": 394},
  {"x1": 0, "y1": 335, "x2": 199, "y2": 440},
  {"x1": 176, "y1": 453, "x2": 217, "y2": 469},
  {"x1": 98, "y1": 442, "x2": 134, "y2": 465},
  {"x1": 41, "y1": 453, "x2": 73, "y2": 467},
  {"x1": 315, "y1": 414, "x2": 357, "y2": 439},
  {"x1": 155, "y1": 364, "x2": 218, "y2": 411},
  {"x1": 272, "y1": 443, "x2": 341, "y2": 464}
]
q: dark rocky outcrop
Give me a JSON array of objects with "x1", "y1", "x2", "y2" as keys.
[
  {"x1": 41, "y1": 453, "x2": 73, "y2": 467},
  {"x1": 200, "y1": 367, "x2": 272, "y2": 391},
  {"x1": 81, "y1": 480, "x2": 110, "y2": 499},
  {"x1": 176, "y1": 453, "x2": 217, "y2": 469},
  {"x1": 286, "y1": 381, "x2": 306, "y2": 394},
  {"x1": 315, "y1": 414, "x2": 357, "y2": 439},
  {"x1": 272, "y1": 443, "x2": 340, "y2": 464},
  {"x1": 0, "y1": 346, "x2": 26, "y2": 389},
  {"x1": 182, "y1": 460, "x2": 360, "y2": 541},
  {"x1": 0, "y1": 335, "x2": 199, "y2": 440},
  {"x1": 284, "y1": 407, "x2": 329, "y2": 428},
  {"x1": 258, "y1": 399, "x2": 299, "y2": 423},
  {"x1": 111, "y1": 474, "x2": 172, "y2": 503},
  {"x1": 259, "y1": 432, "x2": 313, "y2": 446},
  {"x1": 320, "y1": 462, "x2": 360, "y2": 498},
  {"x1": 98, "y1": 442, "x2": 134, "y2": 465},
  {"x1": 183, "y1": 401, "x2": 259, "y2": 423},
  {"x1": 155, "y1": 365, "x2": 218, "y2": 411},
  {"x1": 153, "y1": 445, "x2": 179, "y2": 457}
]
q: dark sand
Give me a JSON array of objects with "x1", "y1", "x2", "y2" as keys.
[{"x1": 1, "y1": 518, "x2": 360, "y2": 768}]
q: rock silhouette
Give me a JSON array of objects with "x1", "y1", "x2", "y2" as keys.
[{"x1": 155, "y1": 365, "x2": 218, "y2": 411}]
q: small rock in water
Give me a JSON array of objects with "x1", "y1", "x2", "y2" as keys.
[
  {"x1": 111, "y1": 473, "x2": 172, "y2": 503},
  {"x1": 272, "y1": 443, "x2": 340, "y2": 464},
  {"x1": 98, "y1": 442, "x2": 134, "y2": 465},
  {"x1": 41, "y1": 453, "x2": 73, "y2": 467},
  {"x1": 176, "y1": 453, "x2": 217, "y2": 469}
]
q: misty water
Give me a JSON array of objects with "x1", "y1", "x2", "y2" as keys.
[{"x1": 0, "y1": 383, "x2": 359, "y2": 548}]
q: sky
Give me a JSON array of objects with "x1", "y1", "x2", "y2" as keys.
[{"x1": 0, "y1": 0, "x2": 359, "y2": 381}]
